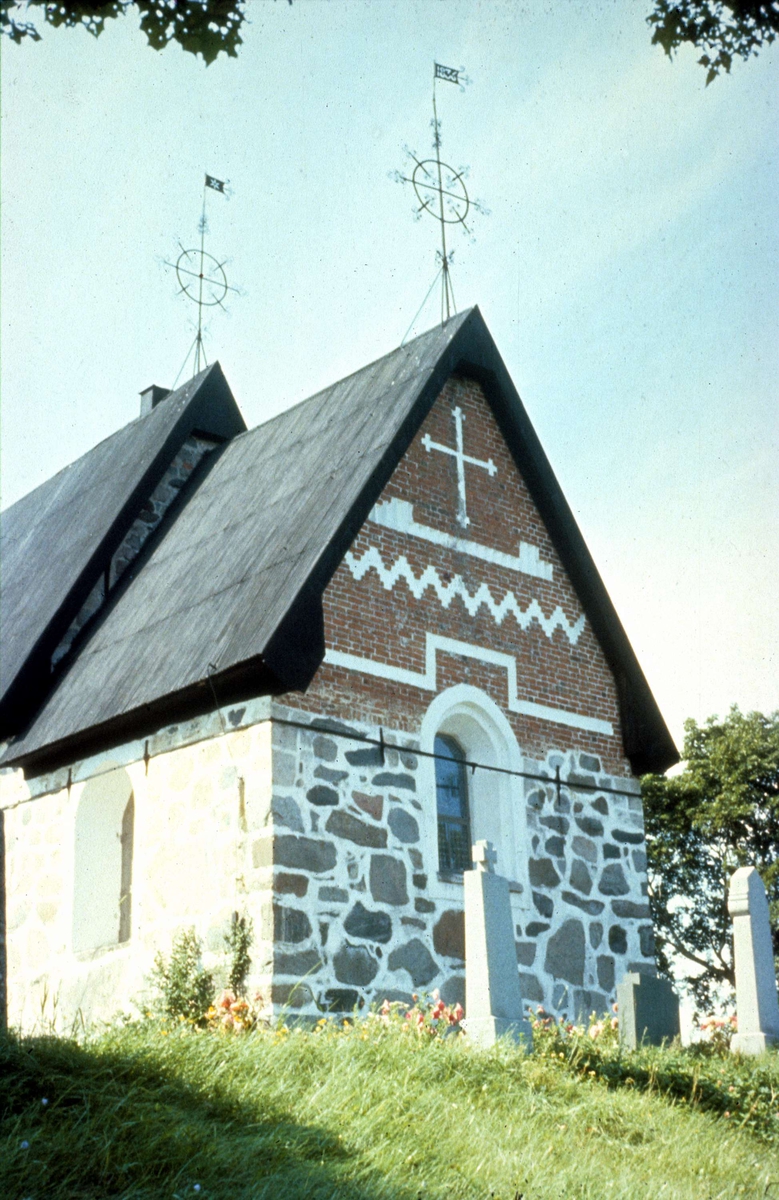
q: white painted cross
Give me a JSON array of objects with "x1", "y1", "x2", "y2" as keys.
[{"x1": 422, "y1": 406, "x2": 497, "y2": 528}]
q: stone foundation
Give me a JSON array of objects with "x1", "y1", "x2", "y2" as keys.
[
  {"x1": 260, "y1": 701, "x2": 654, "y2": 1020},
  {"x1": 1, "y1": 696, "x2": 655, "y2": 1031}
]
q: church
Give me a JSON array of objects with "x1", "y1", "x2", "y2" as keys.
[{"x1": 0, "y1": 307, "x2": 677, "y2": 1031}]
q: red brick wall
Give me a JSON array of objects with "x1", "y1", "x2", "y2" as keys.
[{"x1": 287, "y1": 376, "x2": 632, "y2": 778}]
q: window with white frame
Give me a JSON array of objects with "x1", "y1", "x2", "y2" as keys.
[
  {"x1": 420, "y1": 684, "x2": 530, "y2": 895},
  {"x1": 73, "y1": 766, "x2": 134, "y2": 955}
]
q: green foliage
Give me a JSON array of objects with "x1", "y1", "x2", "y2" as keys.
[
  {"x1": 224, "y1": 911, "x2": 253, "y2": 997},
  {"x1": 1, "y1": 1020, "x2": 777, "y2": 1199},
  {"x1": 0, "y1": 0, "x2": 266, "y2": 64},
  {"x1": 149, "y1": 926, "x2": 214, "y2": 1025},
  {"x1": 648, "y1": 0, "x2": 779, "y2": 83},
  {"x1": 642, "y1": 706, "x2": 779, "y2": 1008},
  {"x1": 528, "y1": 1007, "x2": 779, "y2": 1140}
]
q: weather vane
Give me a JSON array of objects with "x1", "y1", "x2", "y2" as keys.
[
  {"x1": 164, "y1": 174, "x2": 239, "y2": 385},
  {"x1": 394, "y1": 62, "x2": 486, "y2": 332}
]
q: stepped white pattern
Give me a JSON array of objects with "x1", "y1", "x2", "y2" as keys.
[
  {"x1": 325, "y1": 634, "x2": 613, "y2": 735},
  {"x1": 368, "y1": 497, "x2": 554, "y2": 581},
  {"x1": 344, "y1": 545, "x2": 585, "y2": 645}
]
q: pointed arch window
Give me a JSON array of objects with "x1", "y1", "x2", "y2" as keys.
[{"x1": 435, "y1": 734, "x2": 472, "y2": 874}]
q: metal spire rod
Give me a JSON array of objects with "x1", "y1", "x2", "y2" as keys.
[
  {"x1": 395, "y1": 62, "x2": 480, "y2": 334},
  {"x1": 164, "y1": 173, "x2": 237, "y2": 386}
]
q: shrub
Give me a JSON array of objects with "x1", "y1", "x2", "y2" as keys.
[
  {"x1": 224, "y1": 911, "x2": 253, "y2": 997},
  {"x1": 148, "y1": 927, "x2": 214, "y2": 1026}
]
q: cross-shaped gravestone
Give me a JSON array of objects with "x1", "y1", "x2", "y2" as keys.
[
  {"x1": 472, "y1": 840, "x2": 498, "y2": 873},
  {"x1": 464, "y1": 840, "x2": 533, "y2": 1049},
  {"x1": 422, "y1": 406, "x2": 497, "y2": 529}
]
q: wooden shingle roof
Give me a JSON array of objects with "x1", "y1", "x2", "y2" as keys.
[
  {"x1": 2, "y1": 309, "x2": 677, "y2": 774},
  {"x1": 0, "y1": 363, "x2": 245, "y2": 739}
]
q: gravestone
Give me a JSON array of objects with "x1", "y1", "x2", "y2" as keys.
[
  {"x1": 463, "y1": 839, "x2": 533, "y2": 1049},
  {"x1": 728, "y1": 866, "x2": 779, "y2": 1056},
  {"x1": 617, "y1": 971, "x2": 680, "y2": 1049}
]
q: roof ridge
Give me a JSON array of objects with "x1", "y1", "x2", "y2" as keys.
[
  {"x1": 237, "y1": 309, "x2": 474, "y2": 444},
  {"x1": 0, "y1": 364, "x2": 218, "y2": 520}
]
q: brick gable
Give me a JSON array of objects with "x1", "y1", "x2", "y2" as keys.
[{"x1": 287, "y1": 375, "x2": 630, "y2": 777}]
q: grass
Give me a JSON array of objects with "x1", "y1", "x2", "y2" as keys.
[{"x1": 1, "y1": 1016, "x2": 778, "y2": 1200}]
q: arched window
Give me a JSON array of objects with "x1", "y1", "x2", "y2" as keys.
[
  {"x1": 118, "y1": 793, "x2": 134, "y2": 944},
  {"x1": 73, "y1": 767, "x2": 134, "y2": 955},
  {"x1": 435, "y1": 734, "x2": 472, "y2": 874},
  {"x1": 421, "y1": 684, "x2": 531, "y2": 897}
]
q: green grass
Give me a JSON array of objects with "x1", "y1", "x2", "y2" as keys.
[{"x1": 2, "y1": 1019, "x2": 778, "y2": 1200}]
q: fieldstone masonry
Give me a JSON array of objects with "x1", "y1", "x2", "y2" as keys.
[{"x1": 259, "y1": 702, "x2": 655, "y2": 1019}]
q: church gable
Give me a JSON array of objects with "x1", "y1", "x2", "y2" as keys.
[{"x1": 299, "y1": 374, "x2": 626, "y2": 774}]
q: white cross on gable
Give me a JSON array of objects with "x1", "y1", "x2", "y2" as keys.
[{"x1": 421, "y1": 406, "x2": 497, "y2": 529}]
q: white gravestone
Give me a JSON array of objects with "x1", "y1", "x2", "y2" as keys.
[
  {"x1": 728, "y1": 866, "x2": 779, "y2": 1056},
  {"x1": 463, "y1": 840, "x2": 533, "y2": 1049}
]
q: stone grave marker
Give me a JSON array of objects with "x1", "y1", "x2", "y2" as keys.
[
  {"x1": 617, "y1": 971, "x2": 680, "y2": 1049},
  {"x1": 728, "y1": 866, "x2": 779, "y2": 1055},
  {"x1": 464, "y1": 839, "x2": 533, "y2": 1049}
]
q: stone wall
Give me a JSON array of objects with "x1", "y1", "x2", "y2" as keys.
[
  {"x1": 0, "y1": 706, "x2": 274, "y2": 1033},
  {"x1": 0, "y1": 692, "x2": 655, "y2": 1030},
  {"x1": 260, "y1": 703, "x2": 654, "y2": 1021}
]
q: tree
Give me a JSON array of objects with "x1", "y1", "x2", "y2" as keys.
[
  {"x1": 648, "y1": 1, "x2": 779, "y2": 83},
  {"x1": 0, "y1": 0, "x2": 281, "y2": 64},
  {"x1": 642, "y1": 706, "x2": 779, "y2": 1010}
]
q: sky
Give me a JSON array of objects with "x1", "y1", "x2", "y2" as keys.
[{"x1": 1, "y1": 0, "x2": 777, "y2": 757}]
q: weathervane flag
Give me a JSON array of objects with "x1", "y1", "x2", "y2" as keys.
[
  {"x1": 205, "y1": 174, "x2": 226, "y2": 193},
  {"x1": 434, "y1": 63, "x2": 459, "y2": 84}
]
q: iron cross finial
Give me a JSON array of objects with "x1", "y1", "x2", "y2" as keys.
[{"x1": 394, "y1": 62, "x2": 487, "y2": 336}]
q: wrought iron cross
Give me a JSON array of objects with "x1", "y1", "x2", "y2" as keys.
[{"x1": 422, "y1": 406, "x2": 497, "y2": 528}]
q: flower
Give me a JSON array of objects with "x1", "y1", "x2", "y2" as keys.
[
  {"x1": 20, "y1": 1141, "x2": 29, "y2": 1150},
  {"x1": 41, "y1": 1097, "x2": 48, "y2": 1106}
]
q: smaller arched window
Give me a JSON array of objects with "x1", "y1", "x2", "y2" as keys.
[
  {"x1": 73, "y1": 767, "x2": 134, "y2": 956},
  {"x1": 435, "y1": 734, "x2": 472, "y2": 874}
]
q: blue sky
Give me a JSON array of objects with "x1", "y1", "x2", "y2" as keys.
[{"x1": 2, "y1": 0, "x2": 777, "y2": 753}]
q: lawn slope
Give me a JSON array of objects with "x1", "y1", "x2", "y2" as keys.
[{"x1": 1, "y1": 1023, "x2": 777, "y2": 1200}]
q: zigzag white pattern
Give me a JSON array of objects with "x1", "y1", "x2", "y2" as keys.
[{"x1": 344, "y1": 545, "x2": 585, "y2": 645}]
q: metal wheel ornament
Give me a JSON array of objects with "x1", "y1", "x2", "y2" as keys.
[
  {"x1": 174, "y1": 247, "x2": 230, "y2": 309},
  {"x1": 395, "y1": 63, "x2": 484, "y2": 332},
  {"x1": 411, "y1": 158, "x2": 470, "y2": 228}
]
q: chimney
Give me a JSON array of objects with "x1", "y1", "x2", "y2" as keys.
[{"x1": 139, "y1": 385, "x2": 171, "y2": 416}]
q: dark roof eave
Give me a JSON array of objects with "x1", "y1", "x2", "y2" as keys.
[{"x1": 4, "y1": 653, "x2": 278, "y2": 776}]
